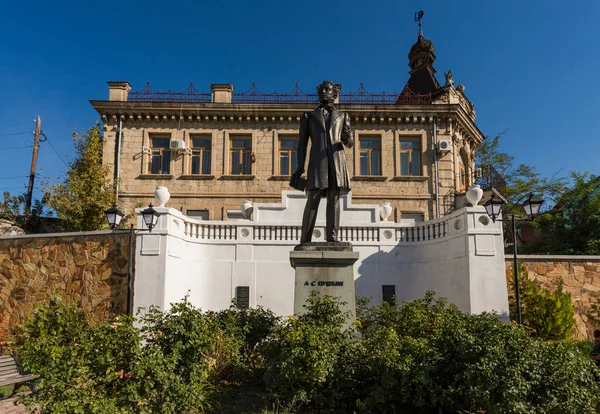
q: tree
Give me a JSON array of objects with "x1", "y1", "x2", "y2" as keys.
[
  {"x1": 511, "y1": 266, "x2": 576, "y2": 340},
  {"x1": 0, "y1": 191, "x2": 51, "y2": 233},
  {"x1": 527, "y1": 172, "x2": 600, "y2": 255},
  {"x1": 45, "y1": 123, "x2": 114, "y2": 231},
  {"x1": 476, "y1": 133, "x2": 568, "y2": 209},
  {"x1": 0, "y1": 191, "x2": 23, "y2": 222}
]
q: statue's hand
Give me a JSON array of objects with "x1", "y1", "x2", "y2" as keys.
[{"x1": 293, "y1": 168, "x2": 304, "y2": 177}]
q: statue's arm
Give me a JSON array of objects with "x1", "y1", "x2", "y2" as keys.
[
  {"x1": 295, "y1": 112, "x2": 309, "y2": 175},
  {"x1": 341, "y1": 113, "x2": 354, "y2": 148}
]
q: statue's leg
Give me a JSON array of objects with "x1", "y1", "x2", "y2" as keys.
[
  {"x1": 300, "y1": 190, "x2": 321, "y2": 243},
  {"x1": 326, "y1": 188, "x2": 341, "y2": 242}
]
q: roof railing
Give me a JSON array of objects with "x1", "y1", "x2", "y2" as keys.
[{"x1": 127, "y1": 82, "x2": 431, "y2": 105}]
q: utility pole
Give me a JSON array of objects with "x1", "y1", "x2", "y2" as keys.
[{"x1": 25, "y1": 116, "x2": 41, "y2": 226}]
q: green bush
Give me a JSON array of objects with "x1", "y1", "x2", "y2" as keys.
[
  {"x1": 11, "y1": 293, "x2": 599, "y2": 413},
  {"x1": 514, "y1": 266, "x2": 576, "y2": 340},
  {"x1": 12, "y1": 296, "x2": 216, "y2": 413},
  {"x1": 262, "y1": 292, "x2": 351, "y2": 409},
  {"x1": 212, "y1": 304, "x2": 280, "y2": 376},
  {"x1": 263, "y1": 292, "x2": 599, "y2": 413},
  {"x1": 140, "y1": 297, "x2": 279, "y2": 384}
]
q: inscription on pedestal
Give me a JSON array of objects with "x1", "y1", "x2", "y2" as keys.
[
  {"x1": 303, "y1": 280, "x2": 344, "y2": 287},
  {"x1": 290, "y1": 245, "x2": 359, "y2": 325}
]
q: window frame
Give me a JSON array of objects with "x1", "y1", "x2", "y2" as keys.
[
  {"x1": 189, "y1": 135, "x2": 212, "y2": 175},
  {"x1": 382, "y1": 285, "x2": 396, "y2": 305},
  {"x1": 147, "y1": 135, "x2": 172, "y2": 175},
  {"x1": 400, "y1": 211, "x2": 425, "y2": 226},
  {"x1": 228, "y1": 136, "x2": 253, "y2": 175},
  {"x1": 458, "y1": 152, "x2": 467, "y2": 193},
  {"x1": 278, "y1": 135, "x2": 298, "y2": 176},
  {"x1": 398, "y1": 136, "x2": 422, "y2": 177},
  {"x1": 358, "y1": 135, "x2": 382, "y2": 176},
  {"x1": 186, "y1": 209, "x2": 210, "y2": 220}
]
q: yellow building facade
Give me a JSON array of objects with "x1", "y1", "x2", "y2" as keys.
[{"x1": 91, "y1": 31, "x2": 484, "y2": 223}]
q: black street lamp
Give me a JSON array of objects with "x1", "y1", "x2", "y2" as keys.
[
  {"x1": 483, "y1": 193, "x2": 544, "y2": 325},
  {"x1": 104, "y1": 203, "x2": 160, "y2": 315},
  {"x1": 105, "y1": 204, "x2": 125, "y2": 229},
  {"x1": 141, "y1": 204, "x2": 159, "y2": 232}
]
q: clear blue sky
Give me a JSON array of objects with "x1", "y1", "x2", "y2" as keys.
[{"x1": 0, "y1": 0, "x2": 598, "y2": 202}]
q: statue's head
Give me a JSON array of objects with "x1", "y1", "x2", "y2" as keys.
[{"x1": 317, "y1": 80, "x2": 337, "y2": 105}]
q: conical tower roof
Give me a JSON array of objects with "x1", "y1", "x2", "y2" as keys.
[{"x1": 400, "y1": 26, "x2": 440, "y2": 98}]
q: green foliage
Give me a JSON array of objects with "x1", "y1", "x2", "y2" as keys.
[
  {"x1": 45, "y1": 123, "x2": 115, "y2": 231},
  {"x1": 11, "y1": 293, "x2": 599, "y2": 413},
  {"x1": 527, "y1": 172, "x2": 600, "y2": 254},
  {"x1": 0, "y1": 191, "x2": 23, "y2": 221},
  {"x1": 476, "y1": 133, "x2": 568, "y2": 209},
  {"x1": 514, "y1": 267, "x2": 576, "y2": 340},
  {"x1": 0, "y1": 191, "x2": 51, "y2": 232},
  {"x1": 263, "y1": 292, "x2": 599, "y2": 413},
  {"x1": 212, "y1": 304, "x2": 280, "y2": 376},
  {"x1": 12, "y1": 296, "x2": 216, "y2": 413},
  {"x1": 262, "y1": 293, "x2": 350, "y2": 408},
  {"x1": 138, "y1": 297, "x2": 278, "y2": 385}
]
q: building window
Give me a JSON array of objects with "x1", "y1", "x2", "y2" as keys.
[
  {"x1": 400, "y1": 212, "x2": 425, "y2": 226},
  {"x1": 399, "y1": 138, "x2": 421, "y2": 176},
  {"x1": 190, "y1": 136, "x2": 211, "y2": 175},
  {"x1": 235, "y1": 286, "x2": 250, "y2": 309},
  {"x1": 382, "y1": 285, "x2": 396, "y2": 305},
  {"x1": 458, "y1": 153, "x2": 467, "y2": 193},
  {"x1": 148, "y1": 136, "x2": 171, "y2": 174},
  {"x1": 187, "y1": 209, "x2": 209, "y2": 220},
  {"x1": 230, "y1": 137, "x2": 252, "y2": 175},
  {"x1": 359, "y1": 136, "x2": 381, "y2": 176},
  {"x1": 279, "y1": 137, "x2": 298, "y2": 175}
]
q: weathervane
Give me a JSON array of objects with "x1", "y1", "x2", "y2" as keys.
[{"x1": 414, "y1": 10, "x2": 424, "y2": 33}]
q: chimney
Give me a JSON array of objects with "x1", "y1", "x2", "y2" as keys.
[
  {"x1": 210, "y1": 84, "x2": 234, "y2": 103},
  {"x1": 107, "y1": 81, "x2": 132, "y2": 101}
]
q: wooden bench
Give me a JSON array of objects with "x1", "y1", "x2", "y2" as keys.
[{"x1": 0, "y1": 355, "x2": 38, "y2": 398}]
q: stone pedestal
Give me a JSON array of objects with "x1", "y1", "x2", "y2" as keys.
[{"x1": 289, "y1": 243, "x2": 359, "y2": 322}]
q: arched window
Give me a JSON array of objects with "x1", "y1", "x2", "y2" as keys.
[{"x1": 458, "y1": 152, "x2": 467, "y2": 193}]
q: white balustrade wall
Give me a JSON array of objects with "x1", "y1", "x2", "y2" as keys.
[{"x1": 134, "y1": 191, "x2": 509, "y2": 320}]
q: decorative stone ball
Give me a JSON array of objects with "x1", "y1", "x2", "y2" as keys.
[
  {"x1": 154, "y1": 186, "x2": 170, "y2": 207},
  {"x1": 465, "y1": 184, "x2": 483, "y2": 206},
  {"x1": 380, "y1": 202, "x2": 392, "y2": 221}
]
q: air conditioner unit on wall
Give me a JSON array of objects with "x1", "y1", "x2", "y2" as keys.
[
  {"x1": 170, "y1": 140, "x2": 187, "y2": 151},
  {"x1": 438, "y1": 140, "x2": 452, "y2": 152}
]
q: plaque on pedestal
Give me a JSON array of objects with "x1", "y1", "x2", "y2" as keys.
[{"x1": 290, "y1": 242, "x2": 358, "y2": 325}]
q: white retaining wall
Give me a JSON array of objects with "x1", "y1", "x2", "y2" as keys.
[{"x1": 134, "y1": 191, "x2": 509, "y2": 319}]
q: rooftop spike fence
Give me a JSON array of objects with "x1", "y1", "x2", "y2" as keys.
[
  {"x1": 128, "y1": 82, "x2": 212, "y2": 103},
  {"x1": 127, "y1": 82, "x2": 432, "y2": 105}
]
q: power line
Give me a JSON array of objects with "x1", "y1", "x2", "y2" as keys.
[
  {"x1": 0, "y1": 131, "x2": 32, "y2": 138},
  {"x1": 0, "y1": 185, "x2": 26, "y2": 192},
  {"x1": 3, "y1": 145, "x2": 33, "y2": 150},
  {"x1": 43, "y1": 134, "x2": 69, "y2": 168},
  {"x1": 0, "y1": 176, "x2": 27, "y2": 180},
  {"x1": 0, "y1": 121, "x2": 34, "y2": 129}
]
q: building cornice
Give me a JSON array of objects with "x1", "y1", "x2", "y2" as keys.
[{"x1": 90, "y1": 100, "x2": 484, "y2": 142}]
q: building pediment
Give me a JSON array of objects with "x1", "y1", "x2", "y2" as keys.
[{"x1": 432, "y1": 86, "x2": 476, "y2": 121}]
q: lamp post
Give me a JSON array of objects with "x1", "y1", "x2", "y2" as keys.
[
  {"x1": 104, "y1": 203, "x2": 160, "y2": 315},
  {"x1": 483, "y1": 193, "x2": 543, "y2": 324}
]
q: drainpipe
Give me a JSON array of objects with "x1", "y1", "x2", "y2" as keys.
[
  {"x1": 433, "y1": 116, "x2": 440, "y2": 219},
  {"x1": 115, "y1": 116, "x2": 123, "y2": 201}
]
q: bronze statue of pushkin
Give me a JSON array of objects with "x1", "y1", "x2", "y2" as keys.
[{"x1": 292, "y1": 80, "x2": 354, "y2": 243}]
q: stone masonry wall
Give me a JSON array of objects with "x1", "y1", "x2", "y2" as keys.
[
  {"x1": 0, "y1": 232, "x2": 132, "y2": 346},
  {"x1": 506, "y1": 256, "x2": 600, "y2": 339},
  {"x1": 102, "y1": 113, "x2": 478, "y2": 222}
]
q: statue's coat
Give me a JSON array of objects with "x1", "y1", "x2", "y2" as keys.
[{"x1": 297, "y1": 107, "x2": 354, "y2": 192}]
